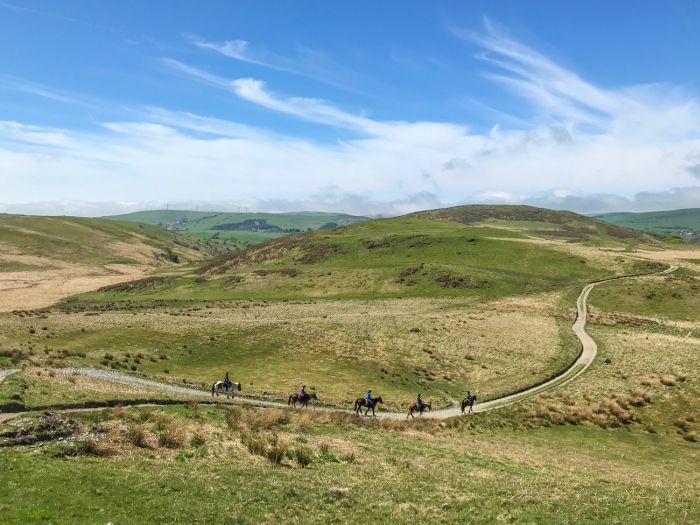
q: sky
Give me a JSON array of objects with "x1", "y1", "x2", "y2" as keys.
[{"x1": 2, "y1": 0, "x2": 700, "y2": 217}]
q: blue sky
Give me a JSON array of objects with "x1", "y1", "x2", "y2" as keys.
[{"x1": 2, "y1": 0, "x2": 700, "y2": 215}]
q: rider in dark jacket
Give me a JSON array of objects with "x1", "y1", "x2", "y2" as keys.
[
  {"x1": 417, "y1": 393, "x2": 424, "y2": 410},
  {"x1": 223, "y1": 371, "x2": 231, "y2": 388}
]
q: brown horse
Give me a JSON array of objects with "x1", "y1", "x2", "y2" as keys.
[
  {"x1": 288, "y1": 392, "x2": 318, "y2": 408},
  {"x1": 460, "y1": 394, "x2": 477, "y2": 414},
  {"x1": 354, "y1": 396, "x2": 383, "y2": 416},
  {"x1": 407, "y1": 400, "x2": 432, "y2": 419}
]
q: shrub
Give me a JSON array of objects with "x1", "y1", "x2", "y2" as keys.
[
  {"x1": 225, "y1": 407, "x2": 244, "y2": 431},
  {"x1": 190, "y1": 432, "x2": 206, "y2": 448},
  {"x1": 249, "y1": 409, "x2": 287, "y2": 431},
  {"x1": 318, "y1": 442, "x2": 339, "y2": 463},
  {"x1": 158, "y1": 424, "x2": 187, "y2": 449},
  {"x1": 673, "y1": 418, "x2": 690, "y2": 431},
  {"x1": 290, "y1": 446, "x2": 314, "y2": 468},
  {"x1": 126, "y1": 424, "x2": 149, "y2": 448},
  {"x1": 341, "y1": 452, "x2": 356, "y2": 464},
  {"x1": 243, "y1": 435, "x2": 268, "y2": 457},
  {"x1": 265, "y1": 442, "x2": 287, "y2": 465},
  {"x1": 53, "y1": 439, "x2": 104, "y2": 457}
]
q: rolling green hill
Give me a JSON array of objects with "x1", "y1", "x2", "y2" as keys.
[
  {"x1": 104, "y1": 210, "x2": 369, "y2": 249},
  {"x1": 419, "y1": 204, "x2": 655, "y2": 243},
  {"x1": 594, "y1": 208, "x2": 700, "y2": 242},
  {"x1": 0, "y1": 214, "x2": 207, "y2": 267},
  {"x1": 74, "y1": 205, "x2": 657, "y2": 305}
]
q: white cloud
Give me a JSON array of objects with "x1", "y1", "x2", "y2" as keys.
[
  {"x1": 4, "y1": 21, "x2": 700, "y2": 216},
  {"x1": 185, "y1": 34, "x2": 363, "y2": 92}
]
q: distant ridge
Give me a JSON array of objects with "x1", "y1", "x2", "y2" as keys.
[
  {"x1": 594, "y1": 208, "x2": 700, "y2": 242},
  {"x1": 104, "y1": 210, "x2": 369, "y2": 249}
]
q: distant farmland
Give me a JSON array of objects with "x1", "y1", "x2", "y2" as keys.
[
  {"x1": 105, "y1": 210, "x2": 369, "y2": 249},
  {"x1": 594, "y1": 208, "x2": 700, "y2": 242}
]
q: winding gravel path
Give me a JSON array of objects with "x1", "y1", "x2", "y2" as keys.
[{"x1": 1, "y1": 266, "x2": 675, "y2": 421}]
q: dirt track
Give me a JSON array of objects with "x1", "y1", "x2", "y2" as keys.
[{"x1": 0, "y1": 266, "x2": 675, "y2": 421}]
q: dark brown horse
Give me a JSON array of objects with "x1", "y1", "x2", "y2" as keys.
[
  {"x1": 407, "y1": 400, "x2": 432, "y2": 419},
  {"x1": 461, "y1": 394, "x2": 476, "y2": 414},
  {"x1": 354, "y1": 396, "x2": 383, "y2": 416},
  {"x1": 288, "y1": 392, "x2": 318, "y2": 408}
]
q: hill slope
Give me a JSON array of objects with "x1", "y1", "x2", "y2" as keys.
[
  {"x1": 594, "y1": 208, "x2": 700, "y2": 242},
  {"x1": 105, "y1": 210, "x2": 369, "y2": 249},
  {"x1": 0, "y1": 214, "x2": 206, "y2": 311},
  {"x1": 77, "y1": 205, "x2": 658, "y2": 304},
  {"x1": 418, "y1": 204, "x2": 656, "y2": 243}
]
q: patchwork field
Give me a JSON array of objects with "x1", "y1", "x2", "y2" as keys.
[{"x1": 106, "y1": 210, "x2": 369, "y2": 249}]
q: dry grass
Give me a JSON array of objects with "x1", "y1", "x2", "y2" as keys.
[{"x1": 0, "y1": 292, "x2": 573, "y2": 405}]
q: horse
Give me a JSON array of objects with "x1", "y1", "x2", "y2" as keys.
[
  {"x1": 354, "y1": 396, "x2": 383, "y2": 416},
  {"x1": 288, "y1": 392, "x2": 318, "y2": 408},
  {"x1": 460, "y1": 394, "x2": 477, "y2": 414},
  {"x1": 407, "y1": 400, "x2": 432, "y2": 419},
  {"x1": 211, "y1": 380, "x2": 242, "y2": 399}
]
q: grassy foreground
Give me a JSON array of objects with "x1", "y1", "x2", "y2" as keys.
[{"x1": 0, "y1": 402, "x2": 698, "y2": 524}]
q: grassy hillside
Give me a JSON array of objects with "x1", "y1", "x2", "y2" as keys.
[
  {"x1": 418, "y1": 204, "x2": 656, "y2": 243},
  {"x1": 595, "y1": 208, "x2": 700, "y2": 241},
  {"x1": 25, "y1": 205, "x2": 660, "y2": 406},
  {"x1": 105, "y1": 210, "x2": 369, "y2": 249},
  {"x1": 0, "y1": 214, "x2": 206, "y2": 267},
  {"x1": 74, "y1": 207, "x2": 657, "y2": 305},
  {"x1": 1, "y1": 205, "x2": 698, "y2": 523}
]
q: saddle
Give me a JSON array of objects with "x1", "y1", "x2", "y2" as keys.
[{"x1": 223, "y1": 380, "x2": 232, "y2": 389}]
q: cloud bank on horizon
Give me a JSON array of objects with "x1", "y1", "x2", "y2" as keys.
[{"x1": 1, "y1": 4, "x2": 700, "y2": 216}]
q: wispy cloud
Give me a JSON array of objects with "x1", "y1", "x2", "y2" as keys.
[
  {"x1": 230, "y1": 77, "x2": 384, "y2": 134},
  {"x1": 159, "y1": 58, "x2": 230, "y2": 89},
  {"x1": 184, "y1": 34, "x2": 364, "y2": 92}
]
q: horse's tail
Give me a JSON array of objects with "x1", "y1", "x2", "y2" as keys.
[
  {"x1": 288, "y1": 395, "x2": 293, "y2": 406},
  {"x1": 211, "y1": 382, "x2": 216, "y2": 396}
]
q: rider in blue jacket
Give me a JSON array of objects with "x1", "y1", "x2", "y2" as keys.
[{"x1": 365, "y1": 389, "x2": 373, "y2": 407}]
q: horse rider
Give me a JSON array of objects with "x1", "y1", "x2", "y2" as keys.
[
  {"x1": 464, "y1": 390, "x2": 472, "y2": 404},
  {"x1": 364, "y1": 389, "x2": 373, "y2": 408},
  {"x1": 299, "y1": 384, "x2": 307, "y2": 401},
  {"x1": 223, "y1": 371, "x2": 232, "y2": 389},
  {"x1": 417, "y1": 393, "x2": 424, "y2": 411}
]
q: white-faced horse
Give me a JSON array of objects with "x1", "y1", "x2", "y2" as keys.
[{"x1": 211, "y1": 380, "x2": 242, "y2": 399}]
